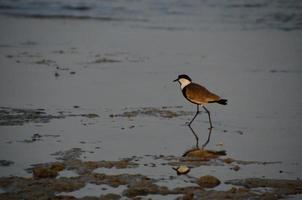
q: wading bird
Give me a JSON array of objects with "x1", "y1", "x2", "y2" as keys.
[{"x1": 174, "y1": 74, "x2": 227, "y2": 128}]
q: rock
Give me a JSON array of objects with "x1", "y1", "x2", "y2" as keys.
[
  {"x1": 197, "y1": 175, "x2": 221, "y2": 188},
  {"x1": 224, "y1": 157, "x2": 235, "y2": 164},
  {"x1": 183, "y1": 148, "x2": 225, "y2": 160},
  {"x1": 231, "y1": 165, "x2": 240, "y2": 171},
  {"x1": 100, "y1": 193, "x2": 121, "y2": 200},
  {"x1": 32, "y1": 162, "x2": 65, "y2": 178},
  {"x1": 172, "y1": 165, "x2": 190, "y2": 175},
  {"x1": 33, "y1": 167, "x2": 58, "y2": 178},
  {"x1": 50, "y1": 163, "x2": 65, "y2": 172}
]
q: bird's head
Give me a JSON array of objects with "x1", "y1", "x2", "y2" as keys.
[{"x1": 173, "y1": 74, "x2": 192, "y2": 89}]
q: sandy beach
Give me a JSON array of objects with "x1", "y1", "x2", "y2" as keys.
[{"x1": 0, "y1": 1, "x2": 302, "y2": 199}]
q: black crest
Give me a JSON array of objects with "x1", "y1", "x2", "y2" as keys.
[{"x1": 177, "y1": 74, "x2": 192, "y2": 81}]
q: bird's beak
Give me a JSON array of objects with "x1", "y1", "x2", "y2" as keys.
[{"x1": 173, "y1": 78, "x2": 178, "y2": 82}]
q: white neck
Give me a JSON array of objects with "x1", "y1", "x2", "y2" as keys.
[{"x1": 179, "y1": 78, "x2": 191, "y2": 89}]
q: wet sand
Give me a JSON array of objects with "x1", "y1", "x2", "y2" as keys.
[{"x1": 0, "y1": 15, "x2": 302, "y2": 199}]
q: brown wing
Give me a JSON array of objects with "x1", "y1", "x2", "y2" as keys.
[{"x1": 183, "y1": 83, "x2": 220, "y2": 104}]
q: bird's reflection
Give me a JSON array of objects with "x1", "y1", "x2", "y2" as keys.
[
  {"x1": 183, "y1": 126, "x2": 226, "y2": 158},
  {"x1": 188, "y1": 125, "x2": 212, "y2": 149}
]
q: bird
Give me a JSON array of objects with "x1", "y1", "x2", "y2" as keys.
[{"x1": 173, "y1": 74, "x2": 227, "y2": 128}]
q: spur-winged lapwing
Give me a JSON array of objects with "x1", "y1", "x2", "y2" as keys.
[{"x1": 174, "y1": 74, "x2": 227, "y2": 128}]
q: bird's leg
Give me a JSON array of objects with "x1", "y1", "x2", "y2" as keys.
[
  {"x1": 203, "y1": 106, "x2": 213, "y2": 129},
  {"x1": 188, "y1": 105, "x2": 200, "y2": 126}
]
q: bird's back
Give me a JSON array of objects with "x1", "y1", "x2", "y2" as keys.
[{"x1": 183, "y1": 83, "x2": 220, "y2": 105}]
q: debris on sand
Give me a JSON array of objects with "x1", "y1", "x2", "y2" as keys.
[
  {"x1": 0, "y1": 107, "x2": 57, "y2": 126},
  {"x1": 34, "y1": 59, "x2": 55, "y2": 65},
  {"x1": 0, "y1": 160, "x2": 14, "y2": 167},
  {"x1": 19, "y1": 133, "x2": 61, "y2": 143},
  {"x1": 51, "y1": 148, "x2": 85, "y2": 161},
  {"x1": 30, "y1": 148, "x2": 139, "y2": 176},
  {"x1": 0, "y1": 107, "x2": 100, "y2": 126},
  {"x1": 93, "y1": 57, "x2": 121, "y2": 63},
  {"x1": 223, "y1": 157, "x2": 282, "y2": 166},
  {"x1": 1, "y1": 153, "x2": 302, "y2": 200},
  {"x1": 225, "y1": 178, "x2": 302, "y2": 198},
  {"x1": 30, "y1": 162, "x2": 65, "y2": 178},
  {"x1": 110, "y1": 107, "x2": 193, "y2": 119},
  {"x1": 225, "y1": 178, "x2": 302, "y2": 190},
  {"x1": 81, "y1": 113, "x2": 99, "y2": 118},
  {"x1": 122, "y1": 177, "x2": 170, "y2": 198},
  {"x1": 33, "y1": 166, "x2": 60, "y2": 178}
]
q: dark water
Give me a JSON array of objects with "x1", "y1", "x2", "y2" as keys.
[{"x1": 0, "y1": 0, "x2": 302, "y2": 31}]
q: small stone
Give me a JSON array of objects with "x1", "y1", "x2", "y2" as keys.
[
  {"x1": 231, "y1": 165, "x2": 240, "y2": 171},
  {"x1": 224, "y1": 158, "x2": 235, "y2": 164},
  {"x1": 228, "y1": 187, "x2": 237, "y2": 193},
  {"x1": 197, "y1": 175, "x2": 221, "y2": 188},
  {"x1": 173, "y1": 165, "x2": 190, "y2": 175}
]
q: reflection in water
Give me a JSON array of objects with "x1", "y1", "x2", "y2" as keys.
[
  {"x1": 183, "y1": 126, "x2": 226, "y2": 158},
  {"x1": 188, "y1": 125, "x2": 212, "y2": 149}
]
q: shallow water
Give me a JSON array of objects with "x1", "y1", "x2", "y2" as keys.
[
  {"x1": 0, "y1": 0, "x2": 302, "y2": 31},
  {"x1": 0, "y1": 1, "x2": 302, "y2": 199}
]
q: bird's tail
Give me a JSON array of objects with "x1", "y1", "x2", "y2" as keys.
[{"x1": 209, "y1": 99, "x2": 228, "y2": 105}]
